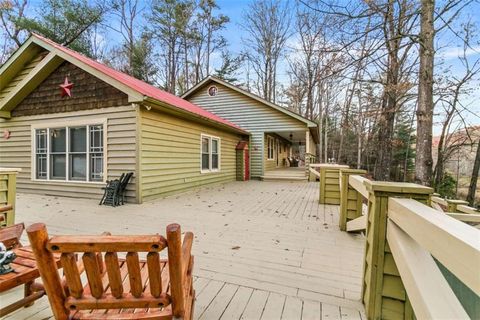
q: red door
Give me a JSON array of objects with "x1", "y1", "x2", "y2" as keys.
[{"x1": 245, "y1": 149, "x2": 250, "y2": 180}]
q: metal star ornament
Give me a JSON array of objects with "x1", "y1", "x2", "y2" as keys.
[{"x1": 60, "y1": 76, "x2": 73, "y2": 97}]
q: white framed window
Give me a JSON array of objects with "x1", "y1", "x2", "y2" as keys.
[
  {"x1": 267, "y1": 136, "x2": 274, "y2": 160},
  {"x1": 201, "y1": 134, "x2": 221, "y2": 173},
  {"x1": 32, "y1": 122, "x2": 105, "y2": 183}
]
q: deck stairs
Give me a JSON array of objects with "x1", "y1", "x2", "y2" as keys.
[{"x1": 260, "y1": 167, "x2": 308, "y2": 181}]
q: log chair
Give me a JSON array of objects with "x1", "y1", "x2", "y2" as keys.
[{"x1": 27, "y1": 223, "x2": 195, "y2": 320}]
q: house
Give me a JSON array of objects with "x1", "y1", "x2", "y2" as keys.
[
  {"x1": 182, "y1": 76, "x2": 318, "y2": 179},
  {"x1": 0, "y1": 35, "x2": 249, "y2": 203}
]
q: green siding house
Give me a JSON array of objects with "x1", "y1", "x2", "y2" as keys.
[
  {"x1": 182, "y1": 76, "x2": 318, "y2": 179},
  {"x1": 0, "y1": 35, "x2": 249, "y2": 203}
]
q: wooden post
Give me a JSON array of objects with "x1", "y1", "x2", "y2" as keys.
[
  {"x1": 167, "y1": 223, "x2": 185, "y2": 319},
  {"x1": 26, "y1": 223, "x2": 69, "y2": 320},
  {"x1": 305, "y1": 131, "x2": 311, "y2": 178},
  {"x1": 0, "y1": 168, "x2": 21, "y2": 227},
  {"x1": 445, "y1": 199, "x2": 469, "y2": 213},
  {"x1": 339, "y1": 169, "x2": 367, "y2": 231},
  {"x1": 317, "y1": 164, "x2": 349, "y2": 204},
  {"x1": 362, "y1": 181, "x2": 433, "y2": 320}
]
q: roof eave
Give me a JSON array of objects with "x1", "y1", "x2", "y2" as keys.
[{"x1": 143, "y1": 97, "x2": 250, "y2": 136}]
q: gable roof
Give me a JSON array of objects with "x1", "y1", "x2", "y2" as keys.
[
  {"x1": 0, "y1": 34, "x2": 247, "y2": 134},
  {"x1": 182, "y1": 76, "x2": 317, "y2": 128}
]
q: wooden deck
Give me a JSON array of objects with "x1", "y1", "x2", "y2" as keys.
[{"x1": 1, "y1": 181, "x2": 365, "y2": 319}]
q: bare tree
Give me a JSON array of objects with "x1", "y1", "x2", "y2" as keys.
[
  {"x1": 415, "y1": 0, "x2": 435, "y2": 185},
  {"x1": 467, "y1": 139, "x2": 480, "y2": 206},
  {"x1": 242, "y1": 0, "x2": 291, "y2": 103},
  {"x1": 109, "y1": 0, "x2": 142, "y2": 75},
  {"x1": 189, "y1": 0, "x2": 229, "y2": 86},
  {"x1": 0, "y1": 0, "x2": 28, "y2": 50},
  {"x1": 148, "y1": 0, "x2": 194, "y2": 93}
]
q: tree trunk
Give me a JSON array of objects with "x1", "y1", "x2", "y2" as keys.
[
  {"x1": 415, "y1": 0, "x2": 435, "y2": 186},
  {"x1": 467, "y1": 140, "x2": 480, "y2": 206}
]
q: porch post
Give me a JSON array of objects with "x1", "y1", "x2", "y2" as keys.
[{"x1": 305, "y1": 130, "x2": 311, "y2": 176}]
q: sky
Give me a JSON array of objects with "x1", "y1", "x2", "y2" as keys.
[{"x1": 22, "y1": 0, "x2": 480, "y2": 135}]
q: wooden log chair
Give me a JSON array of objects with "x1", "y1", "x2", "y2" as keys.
[
  {"x1": 26, "y1": 223, "x2": 195, "y2": 320},
  {"x1": 0, "y1": 222, "x2": 24, "y2": 249}
]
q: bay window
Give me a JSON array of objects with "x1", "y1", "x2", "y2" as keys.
[
  {"x1": 34, "y1": 124, "x2": 104, "y2": 182},
  {"x1": 201, "y1": 134, "x2": 220, "y2": 172}
]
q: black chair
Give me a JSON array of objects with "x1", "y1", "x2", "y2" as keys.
[
  {"x1": 99, "y1": 172, "x2": 133, "y2": 207},
  {"x1": 117, "y1": 172, "x2": 134, "y2": 205}
]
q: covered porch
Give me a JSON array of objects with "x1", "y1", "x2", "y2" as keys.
[
  {"x1": 2, "y1": 180, "x2": 365, "y2": 320},
  {"x1": 261, "y1": 128, "x2": 318, "y2": 181}
]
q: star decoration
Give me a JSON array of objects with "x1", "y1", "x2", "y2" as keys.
[{"x1": 60, "y1": 77, "x2": 73, "y2": 97}]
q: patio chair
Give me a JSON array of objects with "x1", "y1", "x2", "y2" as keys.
[
  {"x1": 117, "y1": 172, "x2": 134, "y2": 205},
  {"x1": 27, "y1": 223, "x2": 195, "y2": 320},
  {"x1": 99, "y1": 173, "x2": 133, "y2": 207}
]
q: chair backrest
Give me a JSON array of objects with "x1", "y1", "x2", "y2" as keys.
[
  {"x1": 0, "y1": 222, "x2": 24, "y2": 249},
  {"x1": 27, "y1": 223, "x2": 193, "y2": 320},
  {"x1": 119, "y1": 172, "x2": 133, "y2": 191}
]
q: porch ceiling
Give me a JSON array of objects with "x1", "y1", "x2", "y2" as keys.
[{"x1": 268, "y1": 130, "x2": 307, "y2": 144}]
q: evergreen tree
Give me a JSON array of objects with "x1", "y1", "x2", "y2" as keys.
[
  {"x1": 391, "y1": 111, "x2": 416, "y2": 181},
  {"x1": 16, "y1": 0, "x2": 104, "y2": 56},
  {"x1": 128, "y1": 32, "x2": 158, "y2": 84},
  {"x1": 213, "y1": 51, "x2": 244, "y2": 83}
]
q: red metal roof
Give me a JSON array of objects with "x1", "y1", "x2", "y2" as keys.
[{"x1": 32, "y1": 34, "x2": 246, "y2": 133}]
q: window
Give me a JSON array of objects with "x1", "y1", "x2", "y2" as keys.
[
  {"x1": 201, "y1": 134, "x2": 220, "y2": 172},
  {"x1": 267, "y1": 136, "x2": 274, "y2": 160},
  {"x1": 34, "y1": 124, "x2": 104, "y2": 182},
  {"x1": 208, "y1": 86, "x2": 218, "y2": 97}
]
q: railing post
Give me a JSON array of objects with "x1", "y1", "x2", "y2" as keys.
[
  {"x1": 445, "y1": 199, "x2": 469, "y2": 213},
  {"x1": 0, "y1": 168, "x2": 21, "y2": 227},
  {"x1": 339, "y1": 169, "x2": 367, "y2": 231},
  {"x1": 318, "y1": 164, "x2": 349, "y2": 204},
  {"x1": 362, "y1": 181, "x2": 433, "y2": 320},
  {"x1": 305, "y1": 153, "x2": 311, "y2": 178}
]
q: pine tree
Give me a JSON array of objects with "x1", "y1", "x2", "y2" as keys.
[
  {"x1": 214, "y1": 51, "x2": 244, "y2": 83},
  {"x1": 16, "y1": 0, "x2": 104, "y2": 56}
]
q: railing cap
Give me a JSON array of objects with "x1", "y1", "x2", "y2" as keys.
[
  {"x1": 364, "y1": 180, "x2": 433, "y2": 194},
  {"x1": 310, "y1": 163, "x2": 349, "y2": 169},
  {"x1": 339, "y1": 169, "x2": 367, "y2": 175},
  {"x1": 445, "y1": 199, "x2": 469, "y2": 205}
]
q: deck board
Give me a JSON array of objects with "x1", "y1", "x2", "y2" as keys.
[{"x1": 1, "y1": 181, "x2": 365, "y2": 319}]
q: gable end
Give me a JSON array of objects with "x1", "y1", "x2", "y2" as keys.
[{"x1": 11, "y1": 61, "x2": 129, "y2": 117}]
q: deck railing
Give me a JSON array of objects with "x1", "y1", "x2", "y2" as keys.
[
  {"x1": 328, "y1": 168, "x2": 480, "y2": 319},
  {"x1": 0, "y1": 168, "x2": 21, "y2": 227}
]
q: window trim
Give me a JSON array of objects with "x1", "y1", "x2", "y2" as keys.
[
  {"x1": 267, "y1": 136, "x2": 275, "y2": 160},
  {"x1": 31, "y1": 119, "x2": 107, "y2": 184},
  {"x1": 200, "y1": 134, "x2": 221, "y2": 173}
]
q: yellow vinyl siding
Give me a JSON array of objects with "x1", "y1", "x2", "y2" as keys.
[
  {"x1": 140, "y1": 108, "x2": 241, "y2": 201},
  {"x1": 0, "y1": 106, "x2": 138, "y2": 202},
  {"x1": 264, "y1": 134, "x2": 290, "y2": 172}
]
